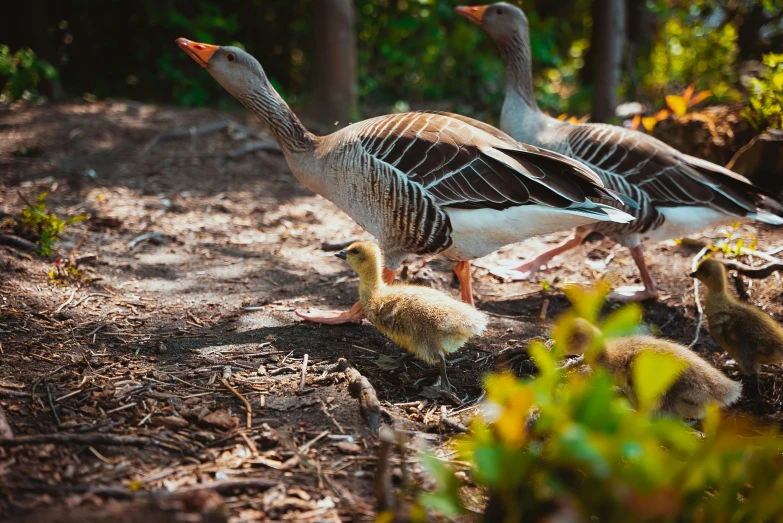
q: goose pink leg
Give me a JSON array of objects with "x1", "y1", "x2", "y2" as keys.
[
  {"x1": 487, "y1": 229, "x2": 588, "y2": 281},
  {"x1": 454, "y1": 260, "x2": 476, "y2": 306},
  {"x1": 297, "y1": 268, "x2": 396, "y2": 324},
  {"x1": 609, "y1": 244, "x2": 659, "y2": 302}
]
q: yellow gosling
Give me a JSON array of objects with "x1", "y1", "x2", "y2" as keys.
[
  {"x1": 568, "y1": 319, "x2": 742, "y2": 419},
  {"x1": 691, "y1": 259, "x2": 783, "y2": 403},
  {"x1": 337, "y1": 242, "x2": 488, "y2": 391}
]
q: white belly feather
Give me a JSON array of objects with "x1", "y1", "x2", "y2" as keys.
[
  {"x1": 642, "y1": 207, "x2": 743, "y2": 244},
  {"x1": 443, "y1": 204, "x2": 632, "y2": 260}
]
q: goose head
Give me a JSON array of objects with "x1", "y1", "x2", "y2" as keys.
[
  {"x1": 690, "y1": 259, "x2": 728, "y2": 292},
  {"x1": 336, "y1": 242, "x2": 384, "y2": 280},
  {"x1": 455, "y1": 3, "x2": 529, "y2": 45},
  {"x1": 177, "y1": 38, "x2": 267, "y2": 102}
]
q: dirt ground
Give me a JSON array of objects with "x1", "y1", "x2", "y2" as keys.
[{"x1": 1, "y1": 101, "x2": 782, "y2": 522}]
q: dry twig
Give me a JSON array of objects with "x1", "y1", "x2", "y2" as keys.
[
  {"x1": 721, "y1": 259, "x2": 783, "y2": 279},
  {"x1": 0, "y1": 233, "x2": 37, "y2": 252},
  {"x1": 299, "y1": 353, "x2": 309, "y2": 392},
  {"x1": 0, "y1": 405, "x2": 13, "y2": 439},
  {"x1": 220, "y1": 377, "x2": 252, "y2": 429},
  {"x1": 337, "y1": 358, "x2": 381, "y2": 432},
  {"x1": 0, "y1": 433, "x2": 156, "y2": 447},
  {"x1": 375, "y1": 427, "x2": 396, "y2": 512},
  {"x1": 440, "y1": 405, "x2": 468, "y2": 433},
  {"x1": 690, "y1": 245, "x2": 711, "y2": 347}
]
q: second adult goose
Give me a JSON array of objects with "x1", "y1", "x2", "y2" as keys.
[
  {"x1": 177, "y1": 38, "x2": 633, "y2": 323},
  {"x1": 456, "y1": 3, "x2": 783, "y2": 301}
]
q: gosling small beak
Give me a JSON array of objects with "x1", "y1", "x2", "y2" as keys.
[
  {"x1": 177, "y1": 38, "x2": 218, "y2": 68},
  {"x1": 454, "y1": 5, "x2": 489, "y2": 25},
  {"x1": 689, "y1": 272, "x2": 698, "y2": 278},
  {"x1": 335, "y1": 250, "x2": 348, "y2": 261}
]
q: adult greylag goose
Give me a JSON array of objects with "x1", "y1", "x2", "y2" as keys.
[
  {"x1": 177, "y1": 38, "x2": 634, "y2": 323},
  {"x1": 456, "y1": 3, "x2": 783, "y2": 301}
]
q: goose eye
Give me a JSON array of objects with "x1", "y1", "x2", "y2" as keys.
[
  {"x1": 496, "y1": 8, "x2": 503, "y2": 14},
  {"x1": 226, "y1": 53, "x2": 236, "y2": 62}
]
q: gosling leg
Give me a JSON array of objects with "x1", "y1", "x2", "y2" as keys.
[
  {"x1": 437, "y1": 353, "x2": 453, "y2": 392},
  {"x1": 747, "y1": 373, "x2": 764, "y2": 413}
]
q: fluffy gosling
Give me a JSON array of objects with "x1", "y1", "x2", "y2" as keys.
[
  {"x1": 568, "y1": 319, "x2": 742, "y2": 419},
  {"x1": 337, "y1": 241, "x2": 488, "y2": 391},
  {"x1": 691, "y1": 259, "x2": 783, "y2": 402}
]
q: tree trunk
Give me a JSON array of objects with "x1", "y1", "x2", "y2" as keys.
[
  {"x1": 591, "y1": 0, "x2": 626, "y2": 123},
  {"x1": 310, "y1": 0, "x2": 358, "y2": 129}
]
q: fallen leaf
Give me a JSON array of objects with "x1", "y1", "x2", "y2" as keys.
[
  {"x1": 266, "y1": 396, "x2": 319, "y2": 411},
  {"x1": 202, "y1": 409, "x2": 238, "y2": 430},
  {"x1": 153, "y1": 415, "x2": 189, "y2": 429},
  {"x1": 336, "y1": 441, "x2": 362, "y2": 454}
]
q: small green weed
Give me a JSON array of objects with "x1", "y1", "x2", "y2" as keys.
[
  {"x1": 419, "y1": 281, "x2": 783, "y2": 521},
  {"x1": 18, "y1": 192, "x2": 88, "y2": 257},
  {"x1": 742, "y1": 53, "x2": 783, "y2": 131}
]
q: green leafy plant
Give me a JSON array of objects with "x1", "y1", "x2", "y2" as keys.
[
  {"x1": 742, "y1": 53, "x2": 783, "y2": 131},
  {"x1": 420, "y1": 281, "x2": 783, "y2": 521},
  {"x1": 0, "y1": 45, "x2": 58, "y2": 103},
  {"x1": 18, "y1": 192, "x2": 88, "y2": 257}
]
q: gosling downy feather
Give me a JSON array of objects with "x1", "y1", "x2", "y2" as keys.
[
  {"x1": 338, "y1": 241, "x2": 488, "y2": 389},
  {"x1": 569, "y1": 320, "x2": 741, "y2": 419},
  {"x1": 691, "y1": 259, "x2": 783, "y2": 388}
]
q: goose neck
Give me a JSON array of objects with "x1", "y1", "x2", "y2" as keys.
[
  {"x1": 498, "y1": 32, "x2": 539, "y2": 112},
  {"x1": 239, "y1": 80, "x2": 316, "y2": 153}
]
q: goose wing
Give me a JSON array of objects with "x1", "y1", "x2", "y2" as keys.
[
  {"x1": 356, "y1": 111, "x2": 627, "y2": 212},
  {"x1": 564, "y1": 123, "x2": 783, "y2": 220}
]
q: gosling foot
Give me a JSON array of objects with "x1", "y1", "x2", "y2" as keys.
[
  {"x1": 419, "y1": 377, "x2": 455, "y2": 399},
  {"x1": 296, "y1": 301, "x2": 365, "y2": 325}
]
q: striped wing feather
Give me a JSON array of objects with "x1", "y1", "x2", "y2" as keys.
[
  {"x1": 357, "y1": 111, "x2": 616, "y2": 211},
  {"x1": 565, "y1": 124, "x2": 783, "y2": 216}
]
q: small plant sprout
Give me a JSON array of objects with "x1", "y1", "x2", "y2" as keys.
[{"x1": 18, "y1": 192, "x2": 88, "y2": 257}]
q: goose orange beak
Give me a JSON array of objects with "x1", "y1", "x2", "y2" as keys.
[
  {"x1": 455, "y1": 5, "x2": 489, "y2": 25},
  {"x1": 177, "y1": 38, "x2": 218, "y2": 68}
]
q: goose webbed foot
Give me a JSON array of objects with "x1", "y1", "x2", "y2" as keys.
[
  {"x1": 486, "y1": 260, "x2": 543, "y2": 282},
  {"x1": 609, "y1": 244, "x2": 660, "y2": 302},
  {"x1": 486, "y1": 231, "x2": 587, "y2": 282},
  {"x1": 608, "y1": 285, "x2": 659, "y2": 302},
  {"x1": 296, "y1": 301, "x2": 365, "y2": 325}
]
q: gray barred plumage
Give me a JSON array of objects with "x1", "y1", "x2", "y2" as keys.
[
  {"x1": 460, "y1": 1, "x2": 783, "y2": 246},
  {"x1": 181, "y1": 39, "x2": 636, "y2": 275}
]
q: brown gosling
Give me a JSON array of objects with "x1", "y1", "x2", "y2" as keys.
[
  {"x1": 337, "y1": 241, "x2": 488, "y2": 391},
  {"x1": 568, "y1": 319, "x2": 742, "y2": 419},
  {"x1": 691, "y1": 258, "x2": 783, "y2": 403}
]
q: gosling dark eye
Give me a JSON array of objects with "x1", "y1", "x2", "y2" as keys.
[
  {"x1": 226, "y1": 53, "x2": 236, "y2": 62},
  {"x1": 496, "y1": 8, "x2": 503, "y2": 14},
  {"x1": 348, "y1": 249, "x2": 358, "y2": 255}
]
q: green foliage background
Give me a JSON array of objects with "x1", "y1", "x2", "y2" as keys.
[{"x1": 1, "y1": 0, "x2": 782, "y2": 122}]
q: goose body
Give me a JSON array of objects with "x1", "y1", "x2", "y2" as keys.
[
  {"x1": 569, "y1": 320, "x2": 742, "y2": 419},
  {"x1": 692, "y1": 259, "x2": 783, "y2": 403},
  {"x1": 457, "y1": 3, "x2": 783, "y2": 301},
  {"x1": 289, "y1": 111, "x2": 634, "y2": 269},
  {"x1": 177, "y1": 38, "x2": 634, "y2": 320},
  {"x1": 339, "y1": 241, "x2": 488, "y2": 390}
]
